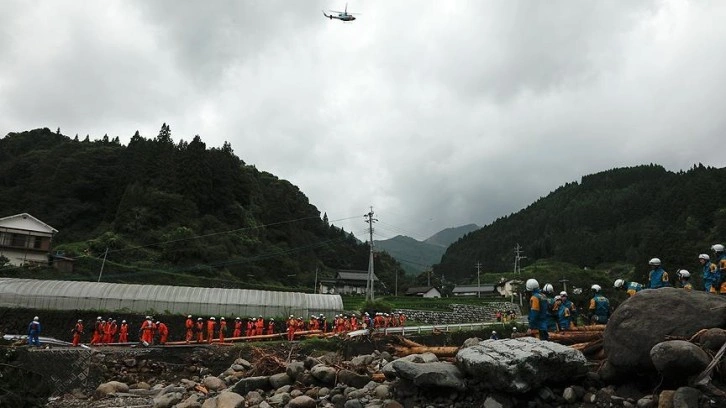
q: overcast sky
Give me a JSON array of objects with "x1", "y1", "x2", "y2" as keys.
[{"x1": 2, "y1": 1, "x2": 726, "y2": 241}]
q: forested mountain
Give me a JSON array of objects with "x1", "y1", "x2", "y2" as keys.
[
  {"x1": 424, "y1": 224, "x2": 479, "y2": 247},
  {"x1": 434, "y1": 164, "x2": 726, "y2": 284},
  {"x1": 0, "y1": 127, "x2": 405, "y2": 290},
  {"x1": 375, "y1": 224, "x2": 479, "y2": 275}
]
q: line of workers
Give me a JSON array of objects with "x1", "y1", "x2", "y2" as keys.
[{"x1": 66, "y1": 312, "x2": 408, "y2": 346}]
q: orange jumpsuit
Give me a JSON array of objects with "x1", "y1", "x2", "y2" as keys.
[
  {"x1": 99, "y1": 321, "x2": 107, "y2": 344},
  {"x1": 246, "y1": 320, "x2": 255, "y2": 337},
  {"x1": 286, "y1": 318, "x2": 297, "y2": 341},
  {"x1": 206, "y1": 319, "x2": 216, "y2": 343},
  {"x1": 195, "y1": 320, "x2": 204, "y2": 343},
  {"x1": 140, "y1": 320, "x2": 155, "y2": 344},
  {"x1": 91, "y1": 320, "x2": 103, "y2": 345},
  {"x1": 72, "y1": 322, "x2": 84, "y2": 346},
  {"x1": 106, "y1": 321, "x2": 117, "y2": 343},
  {"x1": 267, "y1": 321, "x2": 275, "y2": 334},
  {"x1": 185, "y1": 318, "x2": 194, "y2": 343},
  {"x1": 157, "y1": 322, "x2": 169, "y2": 344},
  {"x1": 255, "y1": 318, "x2": 264, "y2": 336},
  {"x1": 233, "y1": 320, "x2": 242, "y2": 338},
  {"x1": 119, "y1": 323, "x2": 128, "y2": 343},
  {"x1": 218, "y1": 320, "x2": 227, "y2": 342}
]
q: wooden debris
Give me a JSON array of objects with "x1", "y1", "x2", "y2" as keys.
[
  {"x1": 392, "y1": 345, "x2": 459, "y2": 358},
  {"x1": 370, "y1": 372, "x2": 386, "y2": 382},
  {"x1": 194, "y1": 384, "x2": 208, "y2": 395},
  {"x1": 247, "y1": 346, "x2": 288, "y2": 377},
  {"x1": 513, "y1": 331, "x2": 603, "y2": 345}
]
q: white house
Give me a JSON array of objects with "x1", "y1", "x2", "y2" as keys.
[
  {"x1": 318, "y1": 270, "x2": 379, "y2": 295},
  {"x1": 405, "y1": 286, "x2": 441, "y2": 298},
  {"x1": 0, "y1": 213, "x2": 58, "y2": 266},
  {"x1": 452, "y1": 284, "x2": 496, "y2": 297}
]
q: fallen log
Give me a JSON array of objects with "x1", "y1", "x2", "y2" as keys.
[
  {"x1": 392, "y1": 345, "x2": 459, "y2": 358},
  {"x1": 567, "y1": 325, "x2": 606, "y2": 332},
  {"x1": 513, "y1": 331, "x2": 603, "y2": 344}
]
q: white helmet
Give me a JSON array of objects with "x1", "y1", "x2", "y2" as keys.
[
  {"x1": 210, "y1": 317, "x2": 215, "y2": 320},
  {"x1": 712, "y1": 244, "x2": 725, "y2": 252},
  {"x1": 699, "y1": 254, "x2": 710, "y2": 261},
  {"x1": 649, "y1": 258, "x2": 661, "y2": 266},
  {"x1": 591, "y1": 284, "x2": 602, "y2": 292},
  {"x1": 187, "y1": 315, "x2": 192, "y2": 318},
  {"x1": 677, "y1": 269, "x2": 691, "y2": 279},
  {"x1": 559, "y1": 291, "x2": 567, "y2": 297},
  {"x1": 492, "y1": 331, "x2": 497, "y2": 334},
  {"x1": 554, "y1": 295, "x2": 561, "y2": 301},
  {"x1": 33, "y1": 316, "x2": 39, "y2": 321},
  {"x1": 614, "y1": 279, "x2": 625, "y2": 288},
  {"x1": 525, "y1": 278, "x2": 539, "y2": 291},
  {"x1": 542, "y1": 283, "x2": 554, "y2": 294}
]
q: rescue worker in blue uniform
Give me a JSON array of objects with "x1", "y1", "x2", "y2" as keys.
[
  {"x1": 588, "y1": 285, "x2": 610, "y2": 324},
  {"x1": 554, "y1": 295, "x2": 571, "y2": 331},
  {"x1": 541, "y1": 283, "x2": 558, "y2": 332},
  {"x1": 677, "y1": 269, "x2": 693, "y2": 291},
  {"x1": 647, "y1": 258, "x2": 670, "y2": 289},
  {"x1": 559, "y1": 291, "x2": 577, "y2": 327},
  {"x1": 526, "y1": 278, "x2": 549, "y2": 341},
  {"x1": 699, "y1": 253, "x2": 719, "y2": 293},
  {"x1": 614, "y1": 279, "x2": 643, "y2": 297},
  {"x1": 28, "y1": 316, "x2": 41, "y2": 347},
  {"x1": 712, "y1": 244, "x2": 726, "y2": 294}
]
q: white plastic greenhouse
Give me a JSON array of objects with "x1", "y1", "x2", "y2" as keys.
[{"x1": 0, "y1": 278, "x2": 343, "y2": 317}]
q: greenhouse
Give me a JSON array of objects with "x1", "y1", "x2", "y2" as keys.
[{"x1": 0, "y1": 278, "x2": 343, "y2": 318}]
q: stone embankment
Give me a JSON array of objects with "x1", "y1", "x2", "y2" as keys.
[{"x1": 397, "y1": 302, "x2": 519, "y2": 325}]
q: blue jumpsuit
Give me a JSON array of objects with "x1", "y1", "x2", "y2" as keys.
[
  {"x1": 528, "y1": 290, "x2": 549, "y2": 340},
  {"x1": 28, "y1": 320, "x2": 41, "y2": 347},
  {"x1": 589, "y1": 294, "x2": 610, "y2": 324},
  {"x1": 648, "y1": 267, "x2": 670, "y2": 289},
  {"x1": 703, "y1": 261, "x2": 718, "y2": 293}
]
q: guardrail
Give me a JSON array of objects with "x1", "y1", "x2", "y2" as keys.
[{"x1": 375, "y1": 321, "x2": 508, "y2": 336}]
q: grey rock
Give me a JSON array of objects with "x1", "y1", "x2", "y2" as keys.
[
  {"x1": 351, "y1": 355, "x2": 375, "y2": 366},
  {"x1": 637, "y1": 395, "x2": 654, "y2": 408},
  {"x1": 562, "y1": 387, "x2": 578, "y2": 403},
  {"x1": 397, "y1": 352, "x2": 439, "y2": 363},
  {"x1": 288, "y1": 395, "x2": 317, "y2": 408},
  {"x1": 275, "y1": 384, "x2": 291, "y2": 394},
  {"x1": 536, "y1": 386, "x2": 554, "y2": 401},
  {"x1": 650, "y1": 340, "x2": 710, "y2": 380},
  {"x1": 673, "y1": 386, "x2": 701, "y2": 408},
  {"x1": 94, "y1": 381, "x2": 129, "y2": 399},
  {"x1": 298, "y1": 371, "x2": 316, "y2": 386},
  {"x1": 374, "y1": 384, "x2": 390, "y2": 399},
  {"x1": 175, "y1": 394, "x2": 203, "y2": 408},
  {"x1": 152, "y1": 392, "x2": 182, "y2": 408},
  {"x1": 346, "y1": 389, "x2": 366, "y2": 399},
  {"x1": 331, "y1": 394, "x2": 347, "y2": 406},
  {"x1": 260, "y1": 402, "x2": 272, "y2": 408},
  {"x1": 215, "y1": 391, "x2": 244, "y2": 408},
  {"x1": 456, "y1": 337, "x2": 587, "y2": 393},
  {"x1": 462, "y1": 337, "x2": 481, "y2": 348},
  {"x1": 604, "y1": 288, "x2": 726, "y2": 374},
  {"x1": 180, "y1": 379, "x2": 197, "y2": 389},
  {"x1": 318, "y1": 387, "x2": 331, "y2": 397},
  {"x1": 268, "y1": 372, "x2": 292, "y2": 388},
  {"x1": 659, "y1": 390, "x2": 675, "y2": 408},
  {"x1": 201, "y1": 399, "x2": 216, "y2": 408},
  {"x1": 304, "y1": 356, "x2": 322, "y2": 369},
  {"x1": 391, "y1": 360, "x2": 466, "y2": 390},
  {"x1": 231, "y1": 376, "x2": 271, "y2": 394},
  {"x1": 203, "y1": 376, "x2": 226, "y2": 391},
  {"x1": 268, "y1": 392, "x2": 291, "y2": 406},
  {"x1": 246, "y1": 391, "x2": 264, "y2": 405},
  {"x1": 345, "y1": 400, "x2": 364, "y2": 408},
  {"x1": 379, "y1": 351, "x2": 392, "y2": 361},
  {"x1": 290, "y1": 389, "x2": 304, "y2": 398},
  {"x1": 286, "y1": 361, "x2": 306, "y2": 380},
  {"x1": 338, "y1": 369, "x2": 371, "y2": 388},
  {"x1": 700, "y1": 328, "x2": 726, "y2": 351},
  {"x1": 483, "y1": 393, "x2": 512, "y2": 408},
  {"x1": 133, "y1": 381, "x2": 151, "y2": 390},
  {"x1": 381, "y1": 361, "x2": 397, "y2": 380},
  {"x1": 311, "y1": 364, "x2": 338, "y2": 385},
  {"x1": 124, "y1": 358, "x2": 137, "y2": 367},
  {"x1": 234, "y1": 358, "x2": 252, "y2": 369},
  {"x1": 382, "y1": 401, "x2": 403, "y2": 408},
  {"x1": 230, "y1": 364, "x2": 247, "y2": 372}
]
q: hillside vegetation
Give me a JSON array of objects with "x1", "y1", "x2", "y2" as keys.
[
  {"x1": 434, "y1": 164, "x2": 726, "y2": 286},
  {"x1": 0, "y1": 127, "x2": 406, "y2": 290}
]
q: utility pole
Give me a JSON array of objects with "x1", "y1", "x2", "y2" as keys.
[
  {"x1": 559, "y1": 277, "x2": 569, "y2": 294},
  {"x1": 475, "y1": 262, "x2": 482, "y2": 298},
  {"x1": 97, "y1": 247, "x2": 108, "y2": 283},
  {"x1": 314, "y1": 266, "x2": 319, "y2": 294},
  {"x1": 514, "y1": 243, "x2": 526, "y2": 275},
  {"x1": 364, "y1": 207, "x2": 378, "y2": 301}
]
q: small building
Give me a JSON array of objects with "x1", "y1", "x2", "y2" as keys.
[
  {"x1": 405, "y1": 286, "x2": 441, "y2": 298},
  {"x1": 451, "y1": 284, "x2": 497, "y2": 297},
  {"x1": 496, "y1": 278, "x2": 522, "y2": 298},
  {"x1": 0, "y1": 213, "x2": 58, "y2": 267},
  {"x1": 318, "y1": 269, "x2": 379, "y2": 295}
]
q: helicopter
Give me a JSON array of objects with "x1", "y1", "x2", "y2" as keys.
[{"x1": 323, "y1": 3, "x2": 358, "y2": 21}]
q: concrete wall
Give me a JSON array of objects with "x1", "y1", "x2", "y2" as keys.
[{"x1": 397, "y1": 302, "x2": 520, "y2": 325}]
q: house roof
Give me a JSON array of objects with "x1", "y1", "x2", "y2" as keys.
[
  {"x1": 405, "y1": 286, "x2": 438, "y2": 295},
  {"x1": 452, "y1": 284, "x2": 496, "y2": 293},
  {"x1": 0, "y1": 213, "x2": 58, "y2": 234},
  {"x1": 337, "y1": 270, "x2": 379, "y2": 282}
]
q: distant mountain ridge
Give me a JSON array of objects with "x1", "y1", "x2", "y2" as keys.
[{"x1": 375, "y1": 224, "x2": 479, "y2": 275}]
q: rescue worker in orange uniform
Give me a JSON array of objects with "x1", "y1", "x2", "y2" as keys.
[
  {"x1": 267, "y1": 318, "x2": 275, "y2": 335},
  {"x1": 255, "y1": 316, "x2": 264, "y2": 336},
  {"x1": 195, "y1": 318, "x2": 204, "y2": 343},
  {"x1": 185, "y1": 315, "x2": 194, "y2": 344},
  {"x1": 233, "y1": 317, "x2": 242, "y2": 338},
  {"x1": 218, "y1": 317, "x2": 227, "y2": 343},
  {"x1": 247, "y1": 317, "x2": 257, "y2": 337},
  {"x1": 156, "y1": 321, "x2": 169, "y2": 344},
  {"x1": 72, "y1": 319, "x2": 84, "y2": 346},
  {"x1": 286, "y1": 315, "x2": 297, "y2": 341},
  {"x1": 99, "y1": 319, "x2": 107, "y2": 344},
  {"x1": 351, "y1": 314, "x2": 358, "y2": 331},
  {"x1": 106, "y1": 319, "x2": 118, "y2": 344},
  {"x1": 91, "y1": 316, "x2": 103, "y2": 345},
  {"x1": 309, "y1": 315, "x2": 318, "y2": 331},
  {"x1": 139, "y1": 316, "x2": 155, "y2": 345},
  {"x1": 206, "y1": 317, "x2": 216, "y2": 343},
  {"x1": 118, "y1": 320, "x2": 129, "y2": 343}
]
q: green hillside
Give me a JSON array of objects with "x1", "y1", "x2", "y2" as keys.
[
  {"x1": 374, "y1": 235, "x2": 445, "y2": 275},
  {"x1": 0, "y1": 127, "x2": 406, "y2": 290},
  {"x1": 434, "y1": 164, "x2": 726, "y2": 285},
  {"x1": 424, "y1": 223, "x2": 479, "y2": 247}
]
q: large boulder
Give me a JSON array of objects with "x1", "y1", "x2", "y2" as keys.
[
  {"x1": 603, "y1": 288, "x2": 726, "y2": 374},
  {"x1": 456, "y1": 337, "x2": 587, "y2": 393},
  {"x1": 650, "y1": 340, "x2": 710, "y2": 380},
  {"x1": 391, "y1": 360, "x2": 466, "y2": 390}
]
